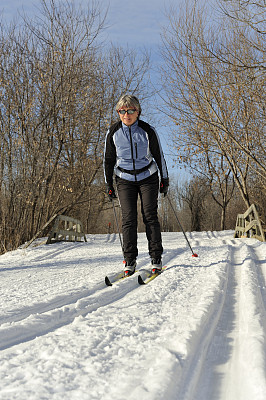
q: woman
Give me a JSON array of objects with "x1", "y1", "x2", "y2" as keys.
[{"x1": 103, "y1": 94, "x2": 169, "y2": 276}]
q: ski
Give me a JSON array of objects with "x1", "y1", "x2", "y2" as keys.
[
  {"x1": 138, "y1": 266, "x2": 167, "y2": 285},
  {"x1": 105, "y1": 266, "x2": 167, "y2": 286},
  {"x1": 105, "y1": 270, "x2": 138, "y2": 286}
]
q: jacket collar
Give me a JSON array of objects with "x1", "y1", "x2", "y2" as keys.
[{"x1": 122, "y1": 120, "x2": 139, "y2": 130}]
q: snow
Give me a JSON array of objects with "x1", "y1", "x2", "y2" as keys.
[{"x1": 0, "y1": 231, "x2": 265, "y2": 399}]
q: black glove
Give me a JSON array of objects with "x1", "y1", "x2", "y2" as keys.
[
  {"x1": 106, "y1": 184, "x2": 117, "y2": 201},
  {"x1": 160, "y1": 177, "x2": 169, "y2": 197}
]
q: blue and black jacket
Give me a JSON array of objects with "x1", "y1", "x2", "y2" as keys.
[{"x1": 104, "y1": 119, "x2": 168, "y2": 184}]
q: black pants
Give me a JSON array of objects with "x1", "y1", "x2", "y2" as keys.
[{"x1": 116, "y1": 172, "x2": 163, "y2": 262}]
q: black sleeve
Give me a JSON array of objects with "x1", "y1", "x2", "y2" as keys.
[
  {"x1": 149, "y1": 130, "x2": 164, "y2": 175},
  {"x1": 103, "y1": 122, "x2": 120, "y2": 185},
  {"x1": 139, "y1": 120, "x2": 168, "y2": 179}
]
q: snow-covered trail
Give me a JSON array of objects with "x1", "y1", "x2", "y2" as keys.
[
  {"x1": 0, "y1": 231, "x2": 265, "y2": 399},
  {"x1": 187, "y1": 242, "x2": 266, "y2": 400}
]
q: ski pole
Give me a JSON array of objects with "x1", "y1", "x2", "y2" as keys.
[
  {"x1": 111, "y1": 199, "x2": 124, "y2": 254},
  {"x1": 166, "y1": 195, "x2": 198, "y2": 257}
]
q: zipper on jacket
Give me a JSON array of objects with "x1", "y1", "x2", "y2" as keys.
[
  {"x1": 129, "y1": 127, "x2": 137, "y2": 181},
  {"x1": 135, "y1": 143, "x2": 138, "y2": 159}
]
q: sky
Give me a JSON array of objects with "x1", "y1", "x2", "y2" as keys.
[
  {"x1": 0, "y1": 0, "x2": 186, "y2": 177},
  {"x1": 0, "y1": 0, "x2": 177, "y2": 94},
  {"x1": 0, "y1": 0, "x2": 178, "y2": 72},
  {"x1": 0, "y1": 0, "x2": 176, "y2": 46}
]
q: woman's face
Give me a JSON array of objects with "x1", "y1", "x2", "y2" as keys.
[{"x1": 117, "y1": 106, "x2": 139, "y2": 126}]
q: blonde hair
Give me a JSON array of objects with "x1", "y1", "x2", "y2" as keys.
[{"x1": 115, "y1": 94, "x2": 142, "y2": 116}]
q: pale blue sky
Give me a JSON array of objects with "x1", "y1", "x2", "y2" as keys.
[
  {"x1": 0, "y1": 0, "x2": 178, "y2": 72},
  {"x1": 0, "y1": 0, "x2": 178, "y2": 45},
  {"x1": 100, "y1": 0, "x2": 172, "y2": 46},
  {"x1": 0, "y1": 0, "x2": 180, "y2": 92}
]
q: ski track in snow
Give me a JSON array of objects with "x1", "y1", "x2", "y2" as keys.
[{"x1": 0, "y1": 231, "x2": 265, "y2": 399}]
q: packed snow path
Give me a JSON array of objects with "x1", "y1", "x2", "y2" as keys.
[{"x1": 0, "y1": 231, "x2": 265, "y2": 399}]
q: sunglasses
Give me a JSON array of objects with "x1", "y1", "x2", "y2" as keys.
[{"x1": 118, "y1": 109, "x2": 137, "y2": 115}]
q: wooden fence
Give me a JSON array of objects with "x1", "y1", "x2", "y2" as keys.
[
  {"x1": 46, "y1": 215, "x2": 87, "y2": 244},
  {"x1": 234, "y1": 204, "x2": 265, "y2": 242}
]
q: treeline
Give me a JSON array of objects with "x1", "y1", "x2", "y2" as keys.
[
  {"x1": 0, "y1": 0, "x2": 151, "y2": 253},
  {"x1": 1, "y1": 0, "x2": 265, "y2": 253},
  {"x1": 160, "y1": 0, "x2": 266, "y2": 229}
]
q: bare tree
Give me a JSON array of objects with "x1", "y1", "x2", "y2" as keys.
[
  {"x1": 219, "y1": 0, "x2": 266, "y2": 38},
  {"x1": 160, "y1": 1, "x2": 265, "y2": 214},
  {"x1": 0, "y1": 0, "x2": 151, "y2": 253},
  {"x1": 179, "y1": 177, "x2": 209, "y2": 232}
]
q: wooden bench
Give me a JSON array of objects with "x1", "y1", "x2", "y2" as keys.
[
  {"x1": 234, "y1": 204, "x2": 265, "y2": 242},
  {"x1": 46, "y1": 215, "x2": 87, "y2": 244}
]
